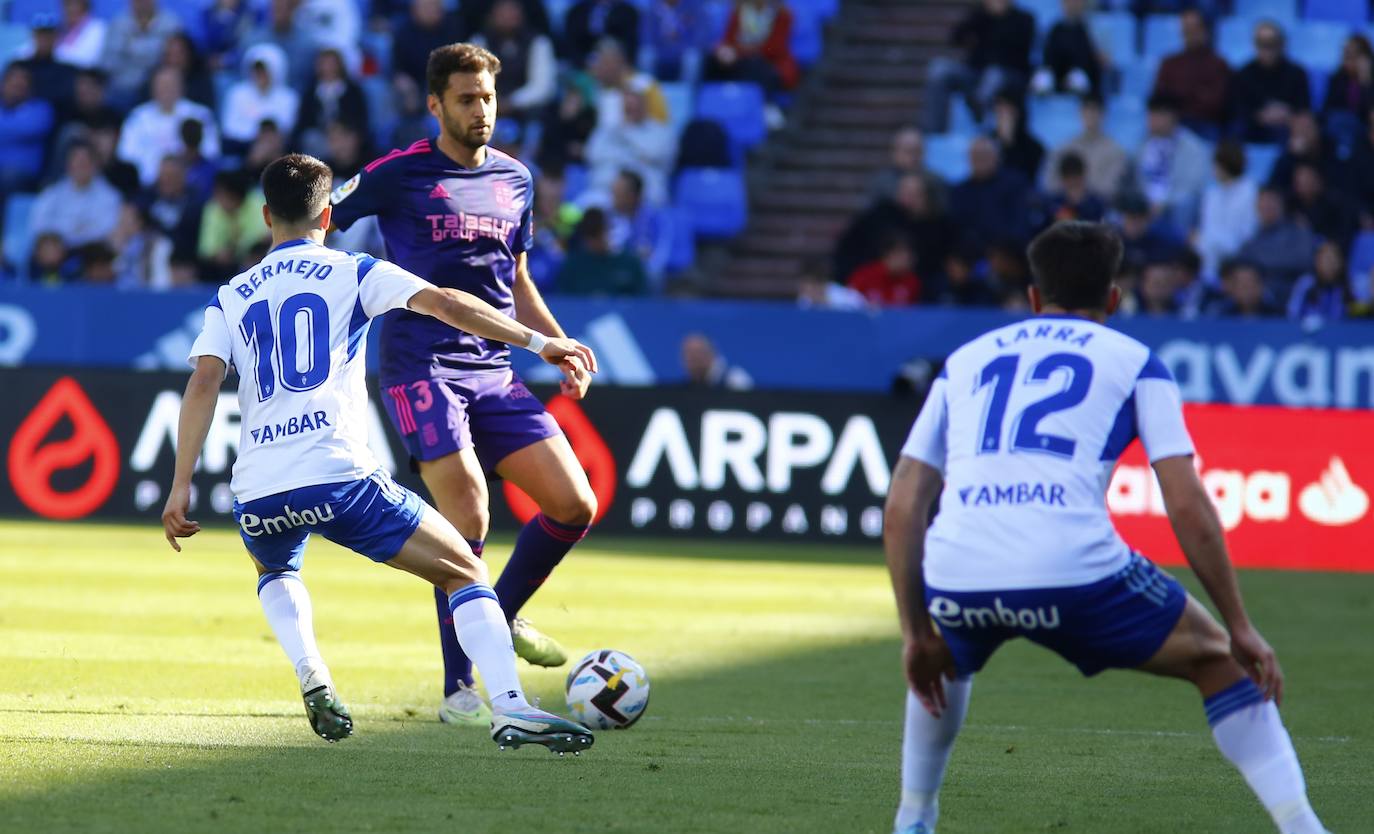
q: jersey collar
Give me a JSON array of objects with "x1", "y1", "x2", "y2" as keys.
[{"x1": 269, "y1": 238, "x2": 316, "y2": 254}]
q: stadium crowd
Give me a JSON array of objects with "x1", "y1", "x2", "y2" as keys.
[
  {"x1": 0, "y1": 0, "x2": 810, "y2": 294},
  {"x1": 830, "y1": 0, "x2": 1374, "y2": 323}
]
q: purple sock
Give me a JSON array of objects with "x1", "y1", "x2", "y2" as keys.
[
  {"x1": 494, "y1": 514, "x2": 588, "y2": 620},
  {"x1": 434, "y1": 539, "x2": 484, "y2": 695}
]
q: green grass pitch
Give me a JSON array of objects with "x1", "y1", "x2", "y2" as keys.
[{"x1": 0, "y1": 520, "x2": 1369, "y2": 833}]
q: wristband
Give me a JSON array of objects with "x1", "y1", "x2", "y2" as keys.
[{"x1": 526, "y1": 331, "x2": 548, "y2": 354}]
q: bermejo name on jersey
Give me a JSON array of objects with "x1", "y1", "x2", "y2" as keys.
[
  {"x1": 187, "y1": 239, "x2": 431, "y2": 502},
  {"x1": 901, "y1": 315, "x2": 1195, "y2": 592}
]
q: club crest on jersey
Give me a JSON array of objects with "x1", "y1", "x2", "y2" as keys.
[
  {"x1": 492, "y1": 180, "x2": 516, "y2": 211},
  {"x1": 330, "y1": 174, "x2": 360, "y2": 205}
]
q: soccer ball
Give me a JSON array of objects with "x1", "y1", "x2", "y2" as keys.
[{"x1": 565, "y1": 649, "x2": 650, "y2": 730}]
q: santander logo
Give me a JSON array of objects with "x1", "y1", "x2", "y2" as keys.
[
  {"x1": 8, "y1": 377, "x2": 120, "y2": 519},
  {"x1": 1298, "y1": 457, "x2": 1369, "y2": 527}
]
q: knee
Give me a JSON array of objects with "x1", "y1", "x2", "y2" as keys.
[
  {"x1": 544, "y1": 489, "x2": 597, "y2": 528},
  {"x1": 441, "y1": 548, "x2": 490, "y2": 593}
]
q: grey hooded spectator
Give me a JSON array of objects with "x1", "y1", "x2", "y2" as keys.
[{"x1": 221, "y1": 43, "x2": 300, "y2": 146}]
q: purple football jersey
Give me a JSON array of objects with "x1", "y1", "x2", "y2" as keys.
[{"x1": 330, "y1": 138, "x2": 535, "y2": 386}]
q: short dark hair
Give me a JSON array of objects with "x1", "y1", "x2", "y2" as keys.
[
  {"x1": 1147, "y1": 93, "x2": 1180, "y2": 114},
  {"x1": 1221, "y1": 257, "x2": 1260, "y2": 279},
  {"x1": 1057, "y1": 151, "x2": 1086, "y2": 179},
  {"x1": 260, "y1": 153, "x2": 333, "y2": 225},
  {"x1": 577, "y1": 207, "x2": 608, "y2": 241},
  {"x1": 1080, "y1": 91, "x2": 1105, "y2": 109},
  {"x1": 616, "y1": 168, "x2": 644, "y2": 196},
  {"x1": 214, "y1": 169, "x2": 250, "y2": 200},
  {"x1": 427, "y1": 43, "x2": 501, "y2": 97},
  {"x1": 1213, "y1": 141, "x2": 1246, "y2": 178},
  {"x1": 1027, "y1": 221, "x2": 1123, "y2": 310}
]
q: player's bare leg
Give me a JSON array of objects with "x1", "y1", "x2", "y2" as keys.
[
  {"x1": 417, "y1": 448, "x2": 495, "y2": 724},
  {"x1": 250, "y1": 556, "x2": 353, "y2": 743},
  {"x1": 494, "y1": 434, "x2": 598, "y2": 667},
  {"x1": 386, "y1": 507, "x2": 593, "y2": 755},
  {"x1": 1139, "y1": 596, "x2": 1329, "y2": 834}
]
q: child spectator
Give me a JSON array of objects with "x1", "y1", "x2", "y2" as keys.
[
  {"x1": 847, "y1": 237, "x2": 922, "y2": 307},
  {"x1": 1045, "y1": 152, "x2": 1105, "y2": 222}
]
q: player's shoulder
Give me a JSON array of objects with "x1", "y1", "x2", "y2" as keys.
[
  {"x1": 486, "y1": 146, "x2": 533, "y2": 181},
  {"x1": 342, "y1": 138, "x2": 435, "y2": 185}
]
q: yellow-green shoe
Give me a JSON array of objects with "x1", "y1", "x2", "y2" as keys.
[
  {"x1": 511, "y1": 617, "x2": 568, "y2": 667},
  {"x1": 438, "y1": 682, "x2": 493, "y2": 726}
]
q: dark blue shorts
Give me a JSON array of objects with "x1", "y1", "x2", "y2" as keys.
[
  {"x1": 232, "y1": 469, "x2": 426, "y2": 572},
  {"x1": 925, "y1": 553, "x2": 1188, "y2": 677},
  {"x1": 381, "y1": 370, "x2": 561, "y2": 472}
]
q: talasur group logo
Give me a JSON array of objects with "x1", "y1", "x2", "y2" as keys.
[{"x1": 7, "y1": 377, "x2": 120, "y2": 519}]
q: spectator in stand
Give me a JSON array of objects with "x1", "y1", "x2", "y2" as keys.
[
  {"x1": 88, "y1": 122, "x2": 140, "y2": 197},
  {"x1": 295, "y1": 0, "x2": 361, "y2": 52},
  {"x1": 526, "y1": 166, "x2": 578, "y2": 292},
  {"x1": 1044, "y1": 152, "x2": 1105, "y2": 222},
  {"x1": 460, "y1": 0, "x2": 552, "y2": 38},
  {"x1": 30, "y1": 233, "x2": 79, "y2": 284},
  {"x1": 221, "y1": 44, "x2": 300, "y2": 150},
  {"x1": 15, "y1": 15, "x2": 77, "y2": 112},
  {"x1": 607, "y1": 170, "x2": 673, "y2": 289},
  {"x1": 949, "y1": 136, "x2": 1031, "y2": 253},
  {"x1": 1321, "y1": 35, "x2": 1374, "y2": 129},
  {"x1": 1115, "y1": 193, "x2": 1184, "y2": 267},
  {"x1": 1288, "y1": 240, "x2": 1351, "y2": 323},
  {"x1": 1229, "y1": 20, "x2": 1309, "y2": 144},
  {"x1": 989, "y1": 92, "x2": 1043, "y2": 181},
  {"x1": 847, "y1": 237, "x2": 922, "y2": 307},
  {"x1": 922, "y1": 0, "x2": 1035, "y2": 132},
  {"x1": 54, "y1": 0, "x2": 107, "y2": 69},
  {"x1": 101, "y1": 0, "x2": 180, "y2": 108},
  {"x1": 798, "y1": 256, "x2": 869, "y2": 310},
  {"x1": 1236, "y1": 186, "x2": 1317, "y2": 290},
  {"x1": 1212, "y1": 257, "x2": 1282, "y2": 317},
  {"x1": 321, "y1": 121, "x2": 374, "y2": 182},
  {"x1": 245, "y1": 0, "x2": 318, "y2": 91},
  {"x1": 564, "y1": 0, "x2": 641, "y2": 69},
  {"x1": 30, "y1": 141, "x2": 122, "y2": 249},
  {"x1": 1343, "y1": 103, "x2": 1374, "y2": 213},
  {"x1": 705, "y1": 0, "x2": 799, "y2": 123},
  {"x1": 118, "y1": 67, "x2": 219, "y2": 186},
  {"x1": 1267, "y1": 110, "x2": 1334, "y2": 192},
  {"x1": 0, "y1": 64, "x2": 54, "y2": 192},
  {"x1": 1137, "y1": 259, "x2": 1179, "y2": 315},
  {"x1": 1196, "y1": 142, "x2": 1258, "y2": 277},
  {"x1": 470, "y1": 0, "x2": 558, "y2": 129},
  {"x1": 987, "y1": 239, "x2": 1031, "y2": 310},
  {"x1": 200, "y1": 0, "x2": 253, "y2": 71},
  {"x1": 387, "y1": 73, "x2": 439, "y2": 149},
  {"x1": 868, "y1": 127, "x2": 947, "y2": 212},
  {"x1": 109, "y1": 203, "x2": 172, "y2": 289},
  {"x1": 933, "y1": 244, "x2": 1000, "y2": 306},
  {"x1": 294, "y1": 47, "x2": 369, "y2": 158},
  {"x1": 198, "y1": 170, "x2": 269, "y2": 283},
  {"x1": 242, "y1": 120, "x2": 288, "y2": 180},
  {"x1": 1152, "y1": 9, "x2": 1230, "y2": 136},
  {"x1": 1290, "y1": 160, "x2": 1356, "y2": 249},
  {"x1": 1131, "y1": 94, "x2": 1210, "y2": 230},
  {"x1": 556, "y1": 207, "x2": 649, "y2": 296},
  {"x1": 643, "y1": 0, "x2": 709, "y2": 81},
  {"x1": 79, "y1": 242, "x2": 118, "y2": 284},
  {"x1": 139, "y1": 154, "x2": 202, "y2": 257},
  {"x1": 587, "y1": 39, "x2": 669, "y2": 130},
  {"x1": 155, "y1": 32, "x2": 215, "y2": 109},
  {"x1": 66, "y1": 69, "x2": 120, "y2": 134},
  {"x1": 680, "y1": 332, "x2": 753, "y2": 389},
  {"x1": 586, "y1": 84, "x2": 676, "y2": 205},
  {"x1": 1031, "y1": 0, "x2": 1100, "y2": 96},
  {"x1": 537, "y1": 82, "x2": 598, "y2": 170},
  {"x1": 1042, "y1": 93, "x2": 1126, "y2": 200},
  {"x1": 180, "y1": 119, "x2": 217, "y2": 201},
  {"x1": 835, "y1": 173, "x2": 951, "y2": 285}
]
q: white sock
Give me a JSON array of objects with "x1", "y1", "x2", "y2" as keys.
[
  {"x1": 895, "y1": 677, "x2": 972, "y2": 833},
  {"x1": 257, "y1": 571, "x2": 328, "y2": 691},
  {"x1": 1208, "y1": 681, "x2": 1325, "y2": 834},
  {"x1": 448, "y1": 583, "x2": 530, "y2": 713}
]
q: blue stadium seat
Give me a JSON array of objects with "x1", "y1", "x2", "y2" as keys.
[
  {"x1": 674, "y1": 168, "x2": 747, "y2": 239},
  {"x1": 924, "y1": 133, "x2": 972, "y2": 182},
  {"x1": 360, "y1": 75, "x2": 398, "y2": 150},
  {"x1": 1348, "y1": 232, "x2": 1374, "y2": 300},
  {"x1": 700, "y1": 0, "x2": 732, "y2": 44},
  {"x1": 0, "y1": 22, "x2": 28, "y2": 67},
  {"x1": 545, "y1": 0, "x2": 577, "y2": 33},
  {"x1": 659, "y1": 81, "x2": 695, "y2": 136},
  {"x1": 1105, "y1": 98, "x2": 1147, "y2": 150},
  {"x1": 1234, "y1": 0, "x2": 1299, "y2": 20},
  {"x1": 3, "y1": 193, "x2": 37, "y2": 280},
  {"x1": 1090, "y1": 12, "x2": 1135, "y2": 59},
  {"x1": 1029, "y1": 95, "x2": 1081, "y2": 147},
  {"x1": 1218, "y1": 18, "x2": 1258, "y2": 65},
  {"x1": 7, "y1": 0, "x2": 56, "y2": 25},
  {"x1": 788, "y1": 0, "x2": 839, "y2": 22},
  {"x1": 664, "y1": 205, "x2": 696, "y2": 273},
  {"x1": 1302, "y1": 0, "x2": 1367, "y2": 25},
  {"x1": 1308, "y1": 66, "x2": 1329, "y2": 109},
  {"x1": 1290, "y1": 20, "x2": 1352, "y2": 71},
  {"x1": 695, "y1": 82, "x2": 767, "y2": 152},
  {"x1": 790, "y1": 5, "x2": 824, "y2": 67},
  {"x1": 563, "y1": 163, "x2": 589, "y2": 202},
  {"x1": 1023, "y1": 0, "x2": 1061, "y2": 34},
  {"x1": 90, "y1": 0, "x2": 126, "y2": 19},
  {"x1": 1118, "y1": 59, "x2": 1156, "y2": 98},
  {"x1": 1244, "y1": 142, "x2": 1281, "y2": 182},
  {"x1": 1143, "y1": 15, "x2": 1184, "y2": 60}
]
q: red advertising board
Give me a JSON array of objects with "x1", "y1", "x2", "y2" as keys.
[{"x1": 1109, "y1": 404, "x2": 1374, "y2": 572}]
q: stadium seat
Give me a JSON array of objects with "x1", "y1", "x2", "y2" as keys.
[
  {"x1": 676, "y1": 118, "x2": 733, "y2": 170},
  {"x1": 1244, "y1": 142, "x2": 1282, "y2": 182},
  {"x1": 1234, "y1": 0, "x2": 1299, "y2": 19},
  {"x1": 700, "y1": 0, "x2": 732, "y2": 45},
  {"x1": 1308, "y1": 66, "x2": 1330, "y2": 109},
  {"x1": 924, "y1": 133, "x2": 972, "y2": 182},
  {"x1": 0, "y1": 22, "x2": 28, "y2": 67},
  {"x1": 2, "y1": 193, "x2": 36, "y2": 280},
  {"x1": 1302, "y1": 0, "x2": 1367, "y2": 25},
  {"x1": 1142, "y1": 15, "x2": 1184, "y2": 60},
  {"x1": 1023, "y1": 0, "x2": 1061, "y2": 35},
  {"x1": 790, "y1": 5, "x2": 824, "y2": 68},
  {"x1": 90, "y1": 0, "x2": 126, "y2": 19},
  {"x1": 1117, "y1": 59, "x2": 1156, "y2": 98},
  {"x1": 1290, "y1": 20, "x2": 1351, "y2": 71},
  {"x1": 695, "y1": 82, "x2": 767, "y2": 152},
  {"x1": 7, "y1": 0, "x2": 56, "y2": 25},
  {"x1": 1105, "y1": 98, "x2": 1147, "y2": 151},
  {"x1": 1348, "y1": 232, "x2": 1374, "y2": 301},
  {"x1": 545, "y1": 0, "x2": 577, "y2": 33},
  {"x1": 664, "y1": 205, "x2": 697, "y2": 273},
  {"x1": 1029, "y1": 95, "x2": 1081, "y2": 147},
  {"x1": 674, "y1": 168, "x2": 747, "y2": 239},
  {"x1": 659, "y1": 81, "x2": 695, "y2": 136},
  {"x1": 788, "y1": 0, "x2": 840, "y2": 22},
  {"x1": 1218, "y1": 18, "x2": 1258, "y2": 65},
  {"x1": 1090, "y1": 12, "x2": 1136, "y2": 59},
  {"x1": 563, "y1": 163, "x2": 589, "y2": 202},
  {"x1": 360, "y1": 75, "x2": 398, "y2": 150}
]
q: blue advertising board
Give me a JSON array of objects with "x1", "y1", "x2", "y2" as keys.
[{"x1": 1, "y1": 285, "x2": 1371, "y2": 408}]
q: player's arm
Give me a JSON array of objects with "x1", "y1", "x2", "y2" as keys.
[
  {"x1": 162, "y1": 355, "x2": 225, "y2": 552},
  {"x1": 511, "y1": 252, "x2": 595, "y2": 399},
  {"x1": 408, "y1": 285, "x2": 596, "y2": 371}
]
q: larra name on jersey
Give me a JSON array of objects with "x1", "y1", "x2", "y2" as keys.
[
  {"x1": 233, "y1": 257, "x2": 335, "y2": 300},
  {"x1": 993, "y1": 322, "x2": 1095, "y2": 349},
  {"x1": 239, "y1": 503, "x2": 335, "y2": 537},
  {"x1": 929, "y1": 596, "x2": 1062, "y2": 630}
]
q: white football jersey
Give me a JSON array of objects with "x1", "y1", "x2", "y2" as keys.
[
  {"x1": 188, "y1": 239, "x2": 430, "y2": 501},
  {"x1": 901, "y1": 316, "x2": 1195, "y2": 591}
]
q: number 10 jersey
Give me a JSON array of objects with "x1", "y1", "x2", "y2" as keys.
[
  {"x1": 901, "y1": 315, "x2": 1196, "y2": 592},
  {"x1": 188, "y1": 238, "x2": 430, "y2": 502}
]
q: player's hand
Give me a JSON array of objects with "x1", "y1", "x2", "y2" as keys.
[
  {"x1": 161, "y1": 483, "x2": 200, "y2": 553},
  {"x1": 539, "y1": 337, "x2": 598, "y2": 374},
  {"x1": 903, "y1": 630, "x2": 958, "y2": 718},
  {"x1": 560, "y1": 354, "x2": 593, "y2": 400},
  {"x1": 1230, "y1": 624, "x2": 1284, "y2": 705}
]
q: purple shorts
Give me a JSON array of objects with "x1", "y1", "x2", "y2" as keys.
[{"x1": 381, "y1": 370, "x2": 561, "y2": 472}]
